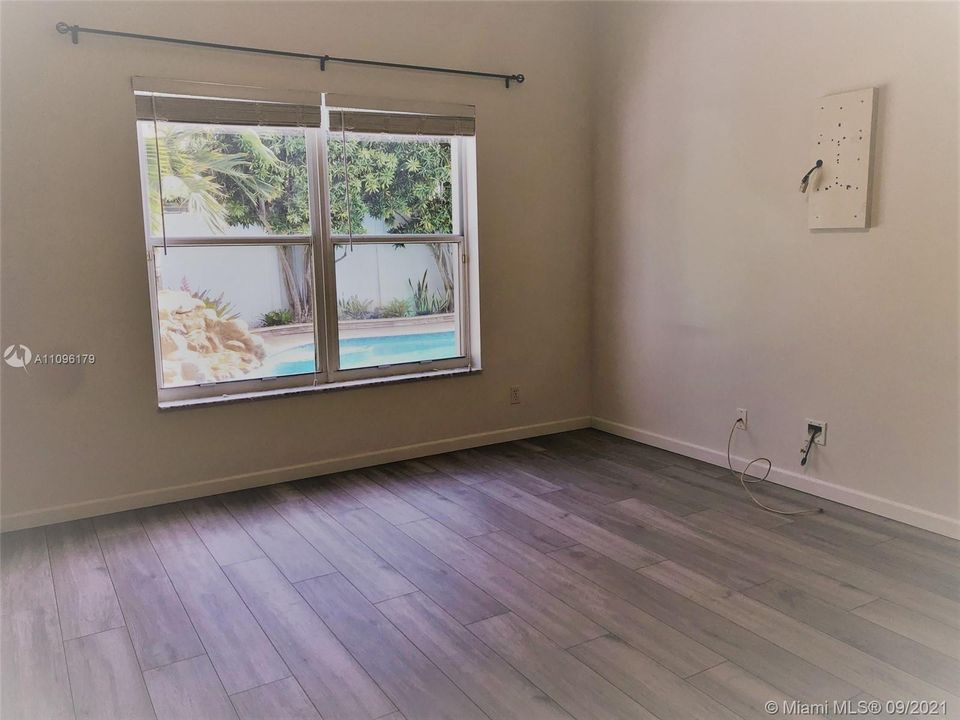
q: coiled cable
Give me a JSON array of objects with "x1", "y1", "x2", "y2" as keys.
[{"x1": 727, "y1": 419, "x2": 822, "y2": 516}]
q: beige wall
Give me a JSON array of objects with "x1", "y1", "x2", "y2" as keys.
[
  {"x1": 0, "y1": 1, "x2": 595, "y2": 527},
  {"x1": 591, "y1": 2, "x2": 960, "y2": 535}
]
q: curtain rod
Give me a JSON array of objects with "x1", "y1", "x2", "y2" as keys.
[{"x1": 55, "y1": 22, "x2": 525, "y2": 89}]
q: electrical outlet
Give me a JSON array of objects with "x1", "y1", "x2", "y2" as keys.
[
  {"x1": 510, "y1": 386, "x2": 521, "y2": 405},
  {"x1": 737, "y1": 408, "x2": 749, "y2": 429},
  {"x1": 806, "y1": 419, "x2": 827, "y2": 446}
]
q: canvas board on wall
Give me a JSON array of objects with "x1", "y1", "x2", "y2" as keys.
[{"x1": 808, "y1": 87, "x2": 878, "y2": 230}]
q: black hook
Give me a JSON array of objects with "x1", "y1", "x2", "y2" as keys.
[{"x1": 800, "y1": 159, "x2": 823, "y2": 193}]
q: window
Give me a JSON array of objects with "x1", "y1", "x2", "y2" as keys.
[{"x1": 135, "y1": 83, "x2": 478, "y2": 403}]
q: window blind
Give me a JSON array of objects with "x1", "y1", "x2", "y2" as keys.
[
  {"x1": 327, "y1": 109, "x2": 475, "y2": 136},
  {"x1": 135, "y1": 93, "x2": 324, "y2": 127}
]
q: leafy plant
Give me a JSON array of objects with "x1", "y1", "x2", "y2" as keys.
[
  {"x1": 338, "y1": 295, "x2": 374, "y2": 320},
  {"x1": 408, "y1": 270, "x2": 432, "y2": 316},
  {"x1": 379, "y1": 298, "x2": 412, "y2": 318},
  {"x1": 260, "y1": 308, "x2": 294, "y2": 327},
  {"x1": 180, "y1": 278, "x2": 240, "y2": 321},
  {"x1": 430, "y1": 291, "x2": 452, "y2": 314},
  {"x1": 408, "y1": 271, "x2": 453, "y2": 316}
]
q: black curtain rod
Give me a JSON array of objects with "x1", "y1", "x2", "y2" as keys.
[{"x1": 55, "y1": 22, "x2": 525, "y2": 88}]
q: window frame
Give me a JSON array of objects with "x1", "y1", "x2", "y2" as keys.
[{"x1": 135, "y1": 91, "x2": 476, "y2": 405}]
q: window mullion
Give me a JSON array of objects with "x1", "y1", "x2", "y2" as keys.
[
  {"x1": 306, "y1": 127, "x2": 331, "y2": 382},
  {"x1": 316, "y1": 126, "x2": 342, "y2": 378}
]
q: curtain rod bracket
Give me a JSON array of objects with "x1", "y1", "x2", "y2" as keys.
[
  {"x1": 56, "y1": 22, "x2": 80, "y2": 44},
  {"x1": 54, "y1": 21, "x2": 523, "y2": 89}
]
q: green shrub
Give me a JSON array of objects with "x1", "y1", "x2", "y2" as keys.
[
  {"x1": 260, "y1": 308, "x2": 294, "y2": 327},
  {"x1": 338, "y1": 295, "x2": 374, "y2": 320},
  {"x1": 379, "y1": 298, "x2": 412, "y2": 318}
]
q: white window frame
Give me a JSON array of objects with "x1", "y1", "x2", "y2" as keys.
[{"x1": 135, "y1": 84, "x2": 478, "y2": 405}]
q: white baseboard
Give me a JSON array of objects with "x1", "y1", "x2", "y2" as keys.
[
  {"x1": 0, "y1": 416, "x2": 592, "y2": 532},
  {"x1": 592, "y1": 417, "x2": 960, "y2": 540},
  {"x1": 8, "y1": 413, "x2": 956, "y2": 540}
]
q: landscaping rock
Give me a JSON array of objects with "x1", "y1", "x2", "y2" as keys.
[{"x1": 157, "y1": 289, "x2": 267, "y2": 386}]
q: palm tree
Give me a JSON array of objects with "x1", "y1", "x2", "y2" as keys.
[{"x1": 141, "y1": 125, "x2": 276, "y2": 235}]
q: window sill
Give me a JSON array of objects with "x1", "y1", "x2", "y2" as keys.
[{"x1": 158, "y1": 366, "x2": 481, "y2": 411}]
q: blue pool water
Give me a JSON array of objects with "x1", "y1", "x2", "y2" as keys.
[{"x1": 270, "y1": 330, "x2": 457, "y2": 374}]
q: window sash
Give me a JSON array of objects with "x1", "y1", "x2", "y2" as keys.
[
  {"x1": 323, "y1": 238, "x2": 468, "y2": 379},
  {"x1": 141, "y1": 121, "x2": 328, "y2": 399},
  {"x1": 318, "y1": 131, "x2": 471, "y2": 381},
  {"x1": 139, "y1": 104, "x2": 473, "y2": 403},
  {"x1": 148, "y1": 241, "x2": 323, "y2": 397}
]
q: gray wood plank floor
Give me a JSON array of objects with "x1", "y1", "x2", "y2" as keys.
[{"x1": 2, "y1": 429, "x2": 958, "y2": 720}]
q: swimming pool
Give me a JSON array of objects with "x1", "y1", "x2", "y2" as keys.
[{"x1": 268, "y1": 330, "x2": 458, "y2": 374}]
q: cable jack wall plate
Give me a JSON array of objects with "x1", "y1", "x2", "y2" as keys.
[
  {"x1": 808, "y1": 87, "x2": 877, "y2": 230},
  {"x1": 806, "y1": 419, "x2": 827, "y2": 446}
]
